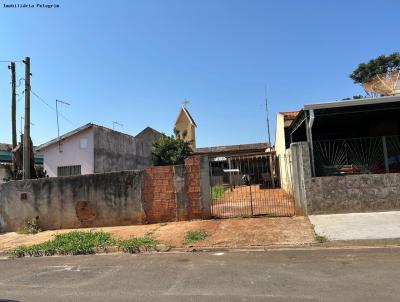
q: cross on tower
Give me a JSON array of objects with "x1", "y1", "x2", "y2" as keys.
[{"x1": 182, "y1": 98, "x2": 190, "y2": 108}]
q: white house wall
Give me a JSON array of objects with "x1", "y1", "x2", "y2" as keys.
[{"x1": 39, "y1": 128, "x2": 94, "y2": 177}]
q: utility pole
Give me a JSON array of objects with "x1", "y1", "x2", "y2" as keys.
[
  {"x1": 23, "y1": 57, "x2": 31, "y2": 179},
  {"x1": 9, "y1": 62, "x2": 17, "y2": 177},
  {"x1": 265, "y1": 86, "x2": 275, "y2": 188}
]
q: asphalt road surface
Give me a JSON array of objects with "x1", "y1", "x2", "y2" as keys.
[{"x1": 1, "y1": 247, "x2": 400, "y2": 301}]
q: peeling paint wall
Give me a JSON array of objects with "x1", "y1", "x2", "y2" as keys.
[
  {"x1": 0, "y1": 156, "x2": 211, "y2": 233},
  {"x1": 0, "y1": 170, "x2": 145, "y2": 232}
]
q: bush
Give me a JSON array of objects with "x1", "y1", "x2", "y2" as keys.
[
  {"x1": 118, "y1": 236, "x2": 158, "y2": 253},
  {"x1": 182, "y1": 230, "x2": 208, "y2": 245}
]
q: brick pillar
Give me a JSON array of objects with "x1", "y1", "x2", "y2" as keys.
[
  {"x1": 143, "y1": 166, "x2": 177, "y2": 223},
  {"x1": 184, "y1": 156, "x2": 203, "y2": 219}
]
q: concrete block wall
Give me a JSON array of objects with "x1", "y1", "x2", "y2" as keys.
[
  {"x1": 0, "y1": 171, "x2": 146, "y2": 232},
  {"x1": 0, "y1": 156, "x2": 211, "y2": 232},
  {"x1": 290, "y1": 142, "x2": 400, "y2": 215}
]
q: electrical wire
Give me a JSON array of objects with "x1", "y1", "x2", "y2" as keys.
[
  {"x1": 30, "y1": 89, "x2": 77, "y2": 127},
  {"x1": 0, "y1": 60, "x2": 23, "y2": 63}
]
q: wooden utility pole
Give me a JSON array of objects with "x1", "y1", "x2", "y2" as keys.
[
  {"x1": 10, "y1": 62, "x2": 17, "y2": 177},
  {"x1": 23, "y1": 57, "x2": 31, "y2": 179}
]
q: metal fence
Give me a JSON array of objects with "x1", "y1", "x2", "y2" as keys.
[
  {"x1": 313, "y1": 135, "x2": 400, "y2": 177},
  {"x1": 209, "y1": 154, "x2": 295, "y2": 218}
]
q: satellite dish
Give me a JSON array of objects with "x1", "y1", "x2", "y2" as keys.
[{"x1": 363, "y1": 70, "x2": 400, "y2": 96}]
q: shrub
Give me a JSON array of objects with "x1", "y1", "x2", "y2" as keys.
[
  {"x1": 182, "y1": 230, "x2": 208, "y2": 245},
  {"x1": 17, "y1": 217, "x2": 42, "y2": 234}
]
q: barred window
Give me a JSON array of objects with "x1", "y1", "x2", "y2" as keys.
[{"x1": 57, "y1": 165, "x2": 81, "y2": 177}]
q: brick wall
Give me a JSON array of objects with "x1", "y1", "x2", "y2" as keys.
[
  {"x1": 142, "y1": 156, "x2": 208, "y2": 224},
  {"x1": 143, "y1": 166, "x2": 177, "y2": 223}
]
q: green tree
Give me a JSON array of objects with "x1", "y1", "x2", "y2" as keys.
[
  {"x1": 350, "y1": 52, "x2": 400, "y2": 84},
  {"x1": 152, "y1": 128, "x2": 193, "y2": 166}
]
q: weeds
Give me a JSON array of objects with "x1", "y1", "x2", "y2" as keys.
[
  {"x1": 211, "y1": 186, "x2": 225, "y2": 199},
  {"x1": 238, "y1": 214, "x2": 251, "y2": 219},
  {"x1": 315, "y1": 235, "x2": 328, "y2": 243},
  {"x1": 118, "y1": 236, "x2": 159, "y2": 253},
  {"x1": 182, "y1": 230, "x2": 208, "y2": 245},
  {"x1": 10, "y1": 231, "x2": 164, "y2": 258},
  {"x1": 16, "y1": 218, "x2": 42, "y2": 234},
  {"x1": 10, "y1": 231, "x2": 114, "y2": 257}
]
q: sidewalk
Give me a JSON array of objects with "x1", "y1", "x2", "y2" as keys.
[
  {"x1": 0, "y1": 216, "x2": 316, "y2": 252},
  {"x1": 309, "y1": 211, "x2": 400, "y2": 241}
]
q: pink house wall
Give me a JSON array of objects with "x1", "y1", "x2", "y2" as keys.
[{"x1": 38, "y1": 128, "x2": 94, "y2": 177}]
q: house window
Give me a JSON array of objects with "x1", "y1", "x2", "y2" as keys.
[
  {"x1": 57, "y1": 165, "x2": 81, "y2": 177},
  {"x1": 80, "y1": 138, "x2": 88, "y2": 149}
]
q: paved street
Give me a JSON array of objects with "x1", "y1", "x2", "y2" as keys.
[{"x1": 1, "y1": 247, "x2": 400, "y2": 301}]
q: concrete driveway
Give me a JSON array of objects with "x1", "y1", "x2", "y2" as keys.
[{"x1": 309, "y1": 211, "x2": 400, "y2": 241}]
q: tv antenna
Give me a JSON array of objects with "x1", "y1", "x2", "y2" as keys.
[
  {"x1": 112, "y1": 121, "x2": 123, "y2": 130},
  {"x1": 56, "y1": 99, "x2": 71, "y2": 152},
  {"x1": 265, "y1": 86, "x2": 272, "y2": 150}
]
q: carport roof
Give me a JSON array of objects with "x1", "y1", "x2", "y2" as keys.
[{"x1": 303, "y1": 94, "x2": 400, "y2": 110}]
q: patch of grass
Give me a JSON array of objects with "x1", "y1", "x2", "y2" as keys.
[
  {"x1": 10, "y1": 231, "x2": 115, "y2": 257},
  {"x1": 315, "y1": 235, "x2": 328, "y2": 243},
  {"x1": 118, "y1": 236, "x2": 158, "y2": 253},
  {"x1": 211, "y1": 186, "x2": 225, "y2": 199},
  {"x1": 237, "y1": 214, "x2": 251, "y2": 219},
  {"x1": 16, "y1": 218, "x2": 42, "y2": 234},
  {"x1": 182, "y1": 230, "x2": 208, "y2": 245}
]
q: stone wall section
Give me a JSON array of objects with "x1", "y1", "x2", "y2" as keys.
[{"x1": 290, "y1": 142, "x2": 400, "y2": 215}]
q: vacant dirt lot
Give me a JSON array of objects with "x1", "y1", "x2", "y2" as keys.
[{"x1": 0, "y1": 217, "x2": 315, "y2": 252}]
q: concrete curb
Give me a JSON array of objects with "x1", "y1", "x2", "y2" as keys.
[{"x1": 2, "y1": 239, "x2": 400, "y2": 259}]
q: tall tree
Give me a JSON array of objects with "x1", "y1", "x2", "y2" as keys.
[
  {"x1": 350, "y1": 52, "x2": 400, "y2": 96},
  {"x1": 152, "y1": 129, "x2": 193, "y2": 166}
]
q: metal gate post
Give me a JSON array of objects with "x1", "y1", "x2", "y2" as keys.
[
  {"x1": 249, "y1": 180, "x2": 254, "y2": 216},
  {"x1": 382, "y1": 136, "x2": 389, "y2": 173}
]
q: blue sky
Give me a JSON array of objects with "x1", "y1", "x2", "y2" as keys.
[{"x1": 0, "y1": 0, "x2": 399, "y2": 147}]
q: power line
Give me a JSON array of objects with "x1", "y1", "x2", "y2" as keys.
[
  {"x1": 0, "y1": 60, "x2": 23, "y2": 63},
  {"x1": 30, "y1": 89, "x2": 77, "y2": 127}
]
